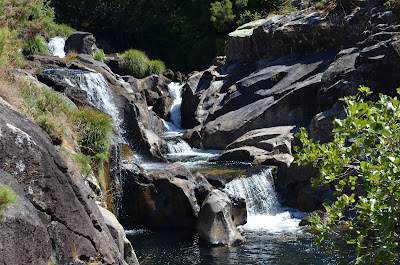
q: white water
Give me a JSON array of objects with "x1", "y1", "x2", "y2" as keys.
[
  {"x1": 48, "y1": 36, "x2": 66, "y2": 58},
  {"x1": 224, "y1": 169, "x2": 304, "y2": 233},
  {"x1": 164, "y1": 82, "x2": 185, "y2": 134},
  {"x1": 162, "y1": 82, "x2": 220, "y2": 159},
  {"x1": 76, "y1": 72, "x2": 122, "y2": 128}
]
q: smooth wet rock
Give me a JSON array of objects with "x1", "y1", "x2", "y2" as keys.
[
  {"x1": 196, "y1": 189, "x2": 244, "y2": 246},
  {"x1": 226, "y1": 126, "x2": 295, "y2": 153},
  {"x1": 226, "y1": 10, "x2": 348, "y2": 62}
]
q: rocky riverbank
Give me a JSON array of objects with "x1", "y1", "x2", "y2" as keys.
[{"x1": 0, "y1": 0, "x2": 399, "y2": 263}]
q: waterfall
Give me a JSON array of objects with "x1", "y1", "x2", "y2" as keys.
[
  {"x1": 43, "y1": 67, "x2": 122, "y2": 128},
  {"x1": 75, "y1": 72, "x2": 122, "y2": 127},
  {"x1": 224, "y1": 169, "x2": 303, "y2": 233},
  {"x1": 164, "y1": 82, "x2": 185, "y2": 133},
  {"x1": 166, "y1": 139, "x2": 192, "y2": 154},
  {"x1": 48, "y1": 37, "x2": 66, "y2": 58}
]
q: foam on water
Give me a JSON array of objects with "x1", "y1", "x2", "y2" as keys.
[
  {"x1": 48, "y1": 36, "x2": 66, "y2": 58},
  {"x1": 224, "y1": 169, "x2": 304, "y2": 233}
]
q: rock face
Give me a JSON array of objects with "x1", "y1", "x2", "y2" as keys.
[
  {"x1": 99, "y1": 207, "x2": 139, "y2": 265},
  {"x1": 196, "y1": 189, "x2": 244, "y2": 246},
  {"x1": 181, "y1": 1, "x2": 400, "y2": 211},
  {"x1": 119, "y1": 163, "x2": 201, "y2": 229},
  {"x1": 210, "y1": 126, "x2": 295, "y2": 165},
  {"x1": 65, "y1": 32, "x2": 96, "y2": 55},
  {"x1": 0, "y1": 99, "x2": 129, "y2": 264}
]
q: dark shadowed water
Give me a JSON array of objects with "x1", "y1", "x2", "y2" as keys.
[{"x1": 127, "y1": 229, "x2": 353, "y2": 265}]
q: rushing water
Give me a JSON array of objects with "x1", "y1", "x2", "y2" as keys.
[
  {"x1": 48, "y1": 36, "x2": 66, "y2": 58},
  {"x1": 128, "y1": 83, "x2": 354, "y2": 264},
  {"x1": 141, "y1": 82, "x2": 222, "y2": 172},
  {"x1": 43, "y1": 67, "x2": 122, "y2": 128}
]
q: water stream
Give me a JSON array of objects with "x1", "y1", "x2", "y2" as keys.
[
  {"x1": 128, "y1": 83, "x2": 353, "y2": 264},
  {"x1": 48, "y1": 36, "x2": 66, "y2": 58},
  {"x1": 42, "y1": 49, "x2": 351, "y2": 263}
]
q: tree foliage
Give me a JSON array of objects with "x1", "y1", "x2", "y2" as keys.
[
  {"x1": 51, "y1": 0, "x2": 287, "y2": 72},
  {"x1": 295, "y1": 86, "x2": 400, "y2": 264}
]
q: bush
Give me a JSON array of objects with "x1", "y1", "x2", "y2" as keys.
[
  {"x1": 315, "y1": 0, "x2": 330, "y2": 9},
  {"x1": 119, "y1": 49, "x2": 150, "y2": 78},
  {"x1": 22, "y1": 36, "x2": 48, "y2": 55},
  {"x1": 93, "y1": 49, "x2": 106, "y2": 62},
  {"x1": 0, "y1": 184, "x2": 18, "y2": 221},
  {"x1": 147, "y1": 59, "x2": 166, "y2": 75},
  {"x1": 65, "y1": 51, "x2": 79, "y2": 62},
  {"x1": 295, "y1": 86, "x2": 400, "y2": 264},
  {"x1": 73, "y1": 107, "x2": 113, "y2": 157},
  {"x1": 49, "y1": 23, "x2": 75, "y2": 38},
  {"x1": 0, "y1": 27, "x2": 23, "y2": 70}
]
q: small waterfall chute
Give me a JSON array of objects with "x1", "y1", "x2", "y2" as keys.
[
  {"x1": 165, "y1": 82, "x2": 185, "y2": 133},
  {"x1": 166, "y1": 139, "x2": 192, "y2": 154},
  {"x1": 48, "y1": 37, "x2": 66, "y2": 58},
  {"x1": 224, "y1": 169, "x2": 303, "y2": 233}
]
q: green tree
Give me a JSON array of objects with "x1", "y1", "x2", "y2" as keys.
[
  {"x1": 211, "y1": 0, "x2": 236, "y2": 31},
  {"x1": 295, "y1": 86, "x2": 400, "y2": 264}
]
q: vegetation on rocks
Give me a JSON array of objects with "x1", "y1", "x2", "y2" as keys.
[
  {"x1": 0, "y1": 184, "x2": 18, "y2": 222},
  {"x1": 295, "y1": 86, "x2": 400, "y2": 264},
  {"x1": 93, "y1": 49, "x2": 106, "y2": 62},
  {"x1": 120, "y1": 49, "x2": 166, "y2": 78},
  {"x1": 22, "y1": 36, "x2": 48, "y2": 55},
  {"x1": 18, "y1": 76, "x2": 113, "y2": 181}
]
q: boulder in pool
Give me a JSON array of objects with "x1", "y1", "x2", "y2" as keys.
[{"x1": 196, "y1": 189, "x2": 244, "y2": 246}]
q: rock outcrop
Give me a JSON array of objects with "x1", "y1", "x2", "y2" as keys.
[
  {"x1": 196, "y1": 189, "x2": 244, "y2": 246},
  {"x1": 65, "y1": 32, "x2": 97, "y2": 55},
  {"x1": 118, "y1": 163, "x2": 200, "y2": 229},
  {"x1": 181, "y1": 0, "x2": 400, "y2": 211},
  {"x1": 0, "y1": 98, "x2": 131, "y2": 264}
]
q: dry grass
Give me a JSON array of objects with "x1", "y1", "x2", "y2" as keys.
[{"x1": 65, "y1": 51, "x2": 79, "y2": 62}]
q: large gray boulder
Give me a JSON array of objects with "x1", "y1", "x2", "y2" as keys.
[
  {"x1": 196, "y1": 189, "x2": 244, "y2": 246},
  {"x1": 0, "y1": 97, "x2": 128, "y2": 264},
  {"x1": 118, "y1": 162, "x2": 200, "y2": 229},
  {"x1": 65, "y1": 32, "x2": 96, "y2": 55}
]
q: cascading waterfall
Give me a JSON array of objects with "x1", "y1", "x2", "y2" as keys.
[
  {"x1": 166, "y1": 139, "x2": 192, "y2": 154},
  {"x1": 164, "y1": 82, "x2": 185, "y2": 134},
  {"x1": 224, "y1": 169, "x2": 302, "y2": 233},
  {"x1": 43, "y1": 67, "x2": 122, "y2": 128},
  {"x1": 161, "y1": 82, "x2": 219, "y2": 162},
  {"x1": 75, "y1": 72, "x2": 122, "y2": 127},
  {"x1": 48, "y1": 36, "x2": 66, "y2": 58}
]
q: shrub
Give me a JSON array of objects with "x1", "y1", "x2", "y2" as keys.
[
  {"x1": 119, "y1": 49, "x2": 150, "y2": 78},
  {"x1": 73, "y1": 107, "x2": 113, "y2": 157},
  {"x1": 0, "y1": 27, "x2": 23, "y2": 70},
  {"x1": 147, "y1": 60, "x2": 166, "y2": 75},
  {"x1": 72, "y1": 152, "x2": 92, "y2": 178},
  {"x1": 0, "y1": 184, "x2": 18, "y2": 221},
  {"x1": 36, "y1": 115, "x2": 65, "y2": 145},
  {"x1": 315, "y1": 0, "x2": 330, "y2": 9},
  {"x1": 22, "y1": 36, "x2": 48, "y2": 55},
  {"x1": 93, "y1": 49, "x2": 106, "y2": 62},
  {"x1": 49, "y1": 23, "x2": 75, "y2": 38},
  {"x1": 295, "y1": 86, "x2": 400, "y2": 264},
  {"x1": 65, "y1": 51, "x2": 79, "y2": 62}
]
